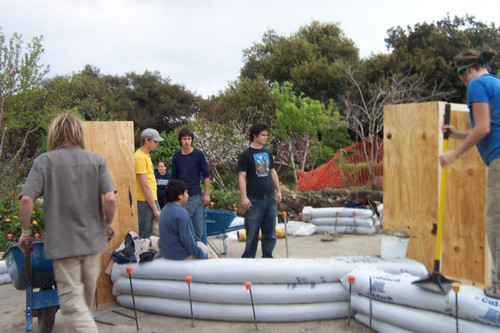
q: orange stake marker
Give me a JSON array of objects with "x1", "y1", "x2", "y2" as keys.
[
  {"x1": 347, "y1": 275, "x2": 355, "y2": 326},
  {"x1": 185, "y1": 275, "x2": 195, "y2": 327},
  {"x1": 245, "y1": 282, "x2": 258, "y2": 330},
  {"x1": 125, "y1": 265, "x2": 139, "y2": 331},
  {"x1": 452, "y1": 282, "x2": 461, "y2": 333}
]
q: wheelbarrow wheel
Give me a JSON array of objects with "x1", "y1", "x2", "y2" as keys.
[{"x1": 37, "y1": 306, "x2": 57, "y2": 333}]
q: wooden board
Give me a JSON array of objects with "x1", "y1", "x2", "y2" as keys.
[
  {"x1": 83, "y1": 121, "x2": 137, "y2": 304},
  {"x1": 444, "y1": 107, "x2": 488, "y2": 284},
  {"x1": 383, "y1": 102, "x2": 488, "y2": 285}
]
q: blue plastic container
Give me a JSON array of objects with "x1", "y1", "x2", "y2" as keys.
[
  {"x1": 206, "y1": 209, "x2": 237, "y2": 235},
  {"x1": 3, "y1": 241, "x2": 56, "y2": 290}
]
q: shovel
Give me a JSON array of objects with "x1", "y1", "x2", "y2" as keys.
[{"x1": 413, "y1": 103, "x2": 459, "y2": 294}]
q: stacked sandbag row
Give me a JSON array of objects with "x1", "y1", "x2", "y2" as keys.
[
  {"x1": 111, "y1": 256, "x2": 426, "y2": 322},
  {"x1": 302, "y1": 206, "x2": 381, "y2": 235},
  {"x1": 0, "y1": 260, "x2": 11, "y2": 285},
  {"x1": 341, "y1": 267, "x2": 499, "y2": 332}
]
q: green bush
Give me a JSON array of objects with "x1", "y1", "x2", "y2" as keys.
[
  {"x1": 209, "y1": 182, "x2": 240, "y2": 212},
  {"x1": 150, "y1": 129, "x2": 181, "y2": 168},
  {"x1": 0, "y1": 188, "x2": 45, "y2": 252}
]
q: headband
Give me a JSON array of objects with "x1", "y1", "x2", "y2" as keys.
[{"x1": 456, "y1": 61, "x2": 481, "y2": 75}]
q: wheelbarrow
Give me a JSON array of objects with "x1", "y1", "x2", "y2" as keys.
[
  {"x1": 206, "y1": 209, "x2": 240, "y2": 257},
  {"x1": 3, "y1": 241, "x2": 59, "y2": 332}
]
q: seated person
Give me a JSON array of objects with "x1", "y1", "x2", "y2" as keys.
[{"x1": 159, "y1": 179, "x2": 216, "y2": 260}]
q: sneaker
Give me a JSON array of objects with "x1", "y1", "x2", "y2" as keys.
[{"x1": 484, "y1": 284, "x2": 500, "y2": 299}]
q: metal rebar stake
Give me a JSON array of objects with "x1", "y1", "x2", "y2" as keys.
[
  {"x1": 452, "y1": 282, "x2": 460, "y2": 333},
  {"x1": 185, "y1": 275, "x2": 195, "y2": 327},
  {"x1": 126, "y1": 266, "x2": 139, "y2": 332},
  {"x1": 347, "y1": 275, "x2": 355, "y2": 327},
  {"x1": 369, "y1": 276, "x2": 373, "y2": 332},
  {"x1": 283, "y1": 211, "x2": 289, "y2": 258},
  {"x1": 246, "y1": 282, "x2": 258, "y2": 330}
]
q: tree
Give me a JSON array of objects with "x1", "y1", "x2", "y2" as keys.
[
  {"x1": 190, "y1": 120, "x2": 247, "y2": 190},
  {"x1": 337, "y1": 60, "x2": 451, "y2": 189},
  {"x1": 123, "y1": 70, "x2": 198, "y2": 139},
  {"x1": 198, "y1": 76, "x2": 276, "y2": 127},
  {"x1": 241, "y1": 21, "x2": 359, "y2": 104},
  {"x1": 0, "y1": 29, "x2": 49, "y2": 160},
  {"x1": 272, "y1": 81, "x2": 338, "y2": 182},
  {"x1": 384, "y1": 15, "x2": 500, "y2": 103}
]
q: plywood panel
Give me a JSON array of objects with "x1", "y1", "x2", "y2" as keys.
[
  {"x1": 383, "y1": 102, "x2": 488, "y2": 285},
  {"x1": 383, "y1": 102, "x2": 440, "y2": 269},
  {"x1": 443, "y1": 105, "x2": 488, "y2": 285},
  {"x1": 83, "y1": 121, "x2": 137, "y2": 304}
]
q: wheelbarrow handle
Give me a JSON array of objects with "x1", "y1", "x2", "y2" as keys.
[{"x1": 24, "y1": 252, "x2": 32, "y2": 283}]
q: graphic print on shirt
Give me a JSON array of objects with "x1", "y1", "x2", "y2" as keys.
[
  {"x1": 157, "y1": 179, "x2": 169, "y2": 186},
  {"x1": 253, "y1": 152, "x2": 270, "y2": 177}
]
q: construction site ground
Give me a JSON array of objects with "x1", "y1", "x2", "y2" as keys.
[{"x1": 1, "y1": 232, "x2": 383, "y2": 333}]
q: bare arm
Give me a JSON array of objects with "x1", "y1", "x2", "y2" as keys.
[
  {"x1": 19, "y1": 195, "x2": 34, "y2": 234},
  {"x1": 203, "y1": 177, "x2": 210, "y2": 206},
  {"x1": 271, "y1": 169, "x2": 282, "y2": 204},
  {"x1": 18, "y1": 195, "x2": 35, "y2": 251},
  {"x1": 440, "y1": 102, "x2": 490, "y2": 166},
  {"x1": 103, "y1": 191, "x2": 117, "y2": 226},
  {"x1": 137, "y1": 173, "x2": 160, "y2": 221},
  {"x1": 238, "y1": 171, "x2": 251, "y2": 210}
]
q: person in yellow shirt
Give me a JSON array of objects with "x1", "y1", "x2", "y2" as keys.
[{"x1": 135, "y1": 128, "x2": 163, "y2": 238}]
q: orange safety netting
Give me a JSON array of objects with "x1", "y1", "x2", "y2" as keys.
[{"x1": 294, "y1": 137, "x2": 384, "y2": 191}]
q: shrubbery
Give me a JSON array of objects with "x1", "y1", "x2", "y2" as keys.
[{"x1": 0, "y1": 188, "x2": 45, "y2": 252}]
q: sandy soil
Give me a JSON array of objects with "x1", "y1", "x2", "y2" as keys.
[{"x1": 1, "y1": 232, "x2": 383, "y2": 333}]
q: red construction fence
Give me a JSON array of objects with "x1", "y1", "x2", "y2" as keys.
[{"x1": 294, "y1": 137, "x2": 383, "y2": 191}]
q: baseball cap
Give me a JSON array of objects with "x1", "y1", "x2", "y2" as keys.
[{"x1": 141, "y1": 128, "x2": 164, "y2": 142}]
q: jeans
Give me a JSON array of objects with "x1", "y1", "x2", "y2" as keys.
[
  {"x1": 486, "y1": 158, "x2": 500, "y2": 282},
  {"x1": 183, "y1": 195, "x2": 207, "y2": 244},
  {"x1": 242, "y1": 195, "x2": 277, "y2": 258},
  {"x1": 137, "y1": 200, "x2": 159, "y2": 238},
  {"x1": 52, "y1": 253, "x2": 100, "y2": 333}
]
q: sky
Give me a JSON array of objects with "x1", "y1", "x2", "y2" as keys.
[{"x1": 1, "y1": 0, "x2": 499, "y2": 98}]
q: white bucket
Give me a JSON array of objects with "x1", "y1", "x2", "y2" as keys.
[{"x1": 381, "y1": 229, "x2": 410, "y2": 259}]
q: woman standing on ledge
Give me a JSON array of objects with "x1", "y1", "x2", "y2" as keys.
[{"x1": 439, "y1": 47, "x2": 500, "y2": 299}]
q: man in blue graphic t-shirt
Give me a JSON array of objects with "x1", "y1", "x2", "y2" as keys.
[{"x1": 237, "y1": 123, "x2": 282, "y2": 258}]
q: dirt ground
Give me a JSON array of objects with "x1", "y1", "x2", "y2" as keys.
[{"x1": 1, "y1": 231, "x2": 383, "y2": 333}]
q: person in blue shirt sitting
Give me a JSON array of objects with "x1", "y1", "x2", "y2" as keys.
[{"x1": 159, "y1": 179, "x2": 216, "y2": 260}]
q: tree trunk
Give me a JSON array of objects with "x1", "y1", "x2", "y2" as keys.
[
  {"x1": 288, "y1": 139, "x2": 298, "y2": 183},
  {"x1": 300, "y1": 136, "x2": 310, "y2": 171}
]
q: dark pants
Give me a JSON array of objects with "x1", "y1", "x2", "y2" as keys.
[{"x1": 242, "y1": 195, "x2": 277, "y2": 258}]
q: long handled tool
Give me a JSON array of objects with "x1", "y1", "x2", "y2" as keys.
[
  {"x1": 23, "y1": 241, "x2": 34, "y2": 332},
  {"x1": 413, "y1": 103, "x2": 458, "y2": 294}
]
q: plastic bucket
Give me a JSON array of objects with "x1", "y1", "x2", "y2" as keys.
[{"x1": 381, "y1": 229, "x2": 410, "y2": 259}]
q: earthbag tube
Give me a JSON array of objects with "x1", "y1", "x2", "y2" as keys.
[
  {"x1": 342, "y1": 267, "x2": 500, "y2": 328},
  {"x1": 237, "y1": 226, "x2": 285, "y2": 241},
  {"x1": 351, "y1": 295, "x2": 498, "y2": 333}
]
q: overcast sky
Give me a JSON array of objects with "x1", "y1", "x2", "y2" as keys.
[{"x1": 1, "y1": 0, "x2": 499, "y2": 97}]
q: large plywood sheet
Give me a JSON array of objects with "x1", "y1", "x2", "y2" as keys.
[
  {"x1": 383, "y1": 102, "x2": 440, "y2": 268},
  {"x1": 383, "y1": 102, "x2": 488, "y2": 285},
  {"x1": 444, "y1": 107, "x2": 488, "y2": 284},
  {"x1": 83, "y1": 121, "x2": 137, "y2": 304}
]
